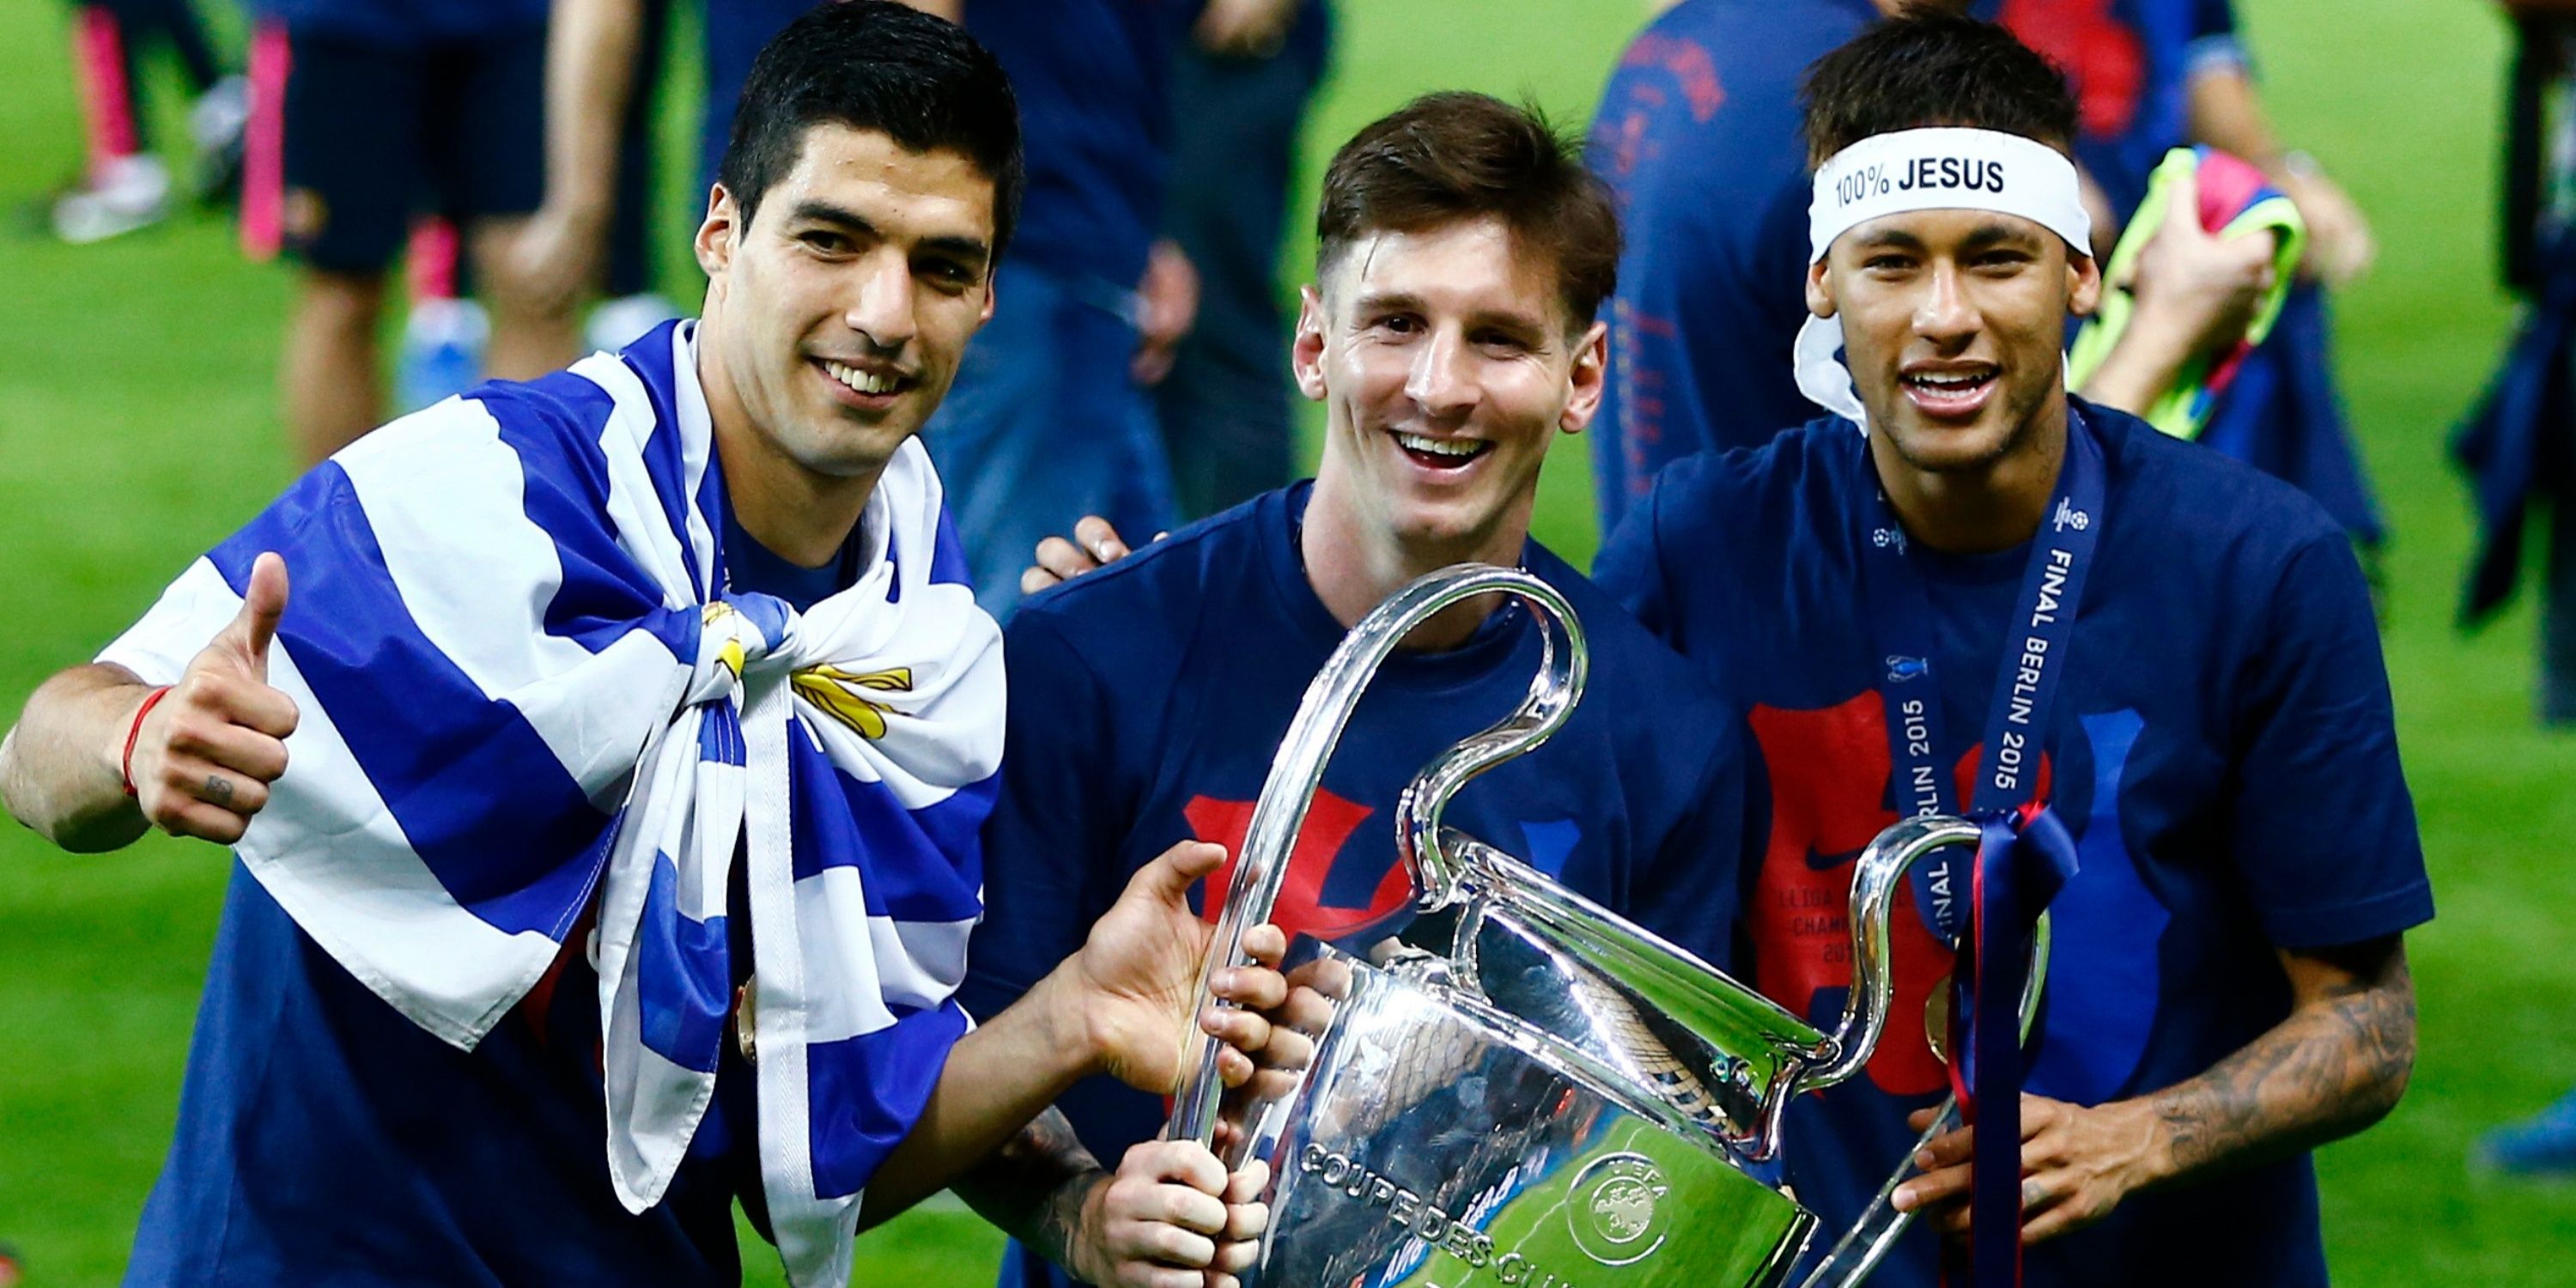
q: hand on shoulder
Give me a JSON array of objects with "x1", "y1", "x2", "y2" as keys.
[{"x1": 1021, "y1": 517, "x2": 1166, "y2": 597}]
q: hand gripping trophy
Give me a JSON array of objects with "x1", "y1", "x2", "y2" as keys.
[{"x1": 1167, "y1": 565, "x2": 2048, "y2": 1288}]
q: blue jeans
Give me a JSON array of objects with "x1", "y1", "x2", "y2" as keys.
[{"x1": 926, "y1": 259, "x2": 1177, "y2": 618}]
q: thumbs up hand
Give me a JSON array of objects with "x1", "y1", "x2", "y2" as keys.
[{"x1": 126, "y1": 552, "x2": 301, "y2": 844}]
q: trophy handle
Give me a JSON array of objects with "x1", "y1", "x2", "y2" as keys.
[
  {"x1": 1169, "y1": 563, "x2": 1588, "y2": 1151},
  {"x1": 1394, "y1": 580, "x2": 1586, "y2": 908},
  {"x1": 1785, "y1": 815, "x2": 2056, "y2": 1288},
  {"x1": 1791, "y1": 925, "x2": 2054, "y2": 1288},
  {"x1": 1790, "y1": 814, "x2": 1984, "y2": 1095},
  {"x1": 1795, "y1": 1097, "x2": 1961, "y2": 1288}
]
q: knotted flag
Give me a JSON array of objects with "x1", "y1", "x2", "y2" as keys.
[{"x1": 99, "y1": 321, "x2": 1005, "y2": 1288}]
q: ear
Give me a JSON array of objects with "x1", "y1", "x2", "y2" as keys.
[
  {"x1": 1291, "y1": 285, "x2": 1328, "y2": 403},
  {"x1": 1558, "y1": 319, "x2": 1610, "y2": 434},
  {"x1": 2065, "y1": 247, "x2": 2104, "y2": 319},
  {"x1": 1804, "y1": 257, "x2": 1838, "y2": 320},
  {"x1": 696, "y1": 183, "x2": 740, "y2": 281},
  {"x1": 978, "y1": 265, "x2": 1000, "y2": 326}
]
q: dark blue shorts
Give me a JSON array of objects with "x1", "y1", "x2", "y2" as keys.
[{"x1": 258, "y1": 22, "x2": 546, "y2": 274}]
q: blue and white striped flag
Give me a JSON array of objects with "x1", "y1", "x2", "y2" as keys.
[{"x1": 100, "y1": 321, "x2": 1004, "y2": 1287}]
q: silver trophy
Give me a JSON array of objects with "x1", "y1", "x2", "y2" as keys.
[{"x1": 1170, "y1": 564, "x2": 2042, "y2": 1288}]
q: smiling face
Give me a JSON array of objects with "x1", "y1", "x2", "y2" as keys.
[
  {"x1": 1298, "y1": 215, "x2": 1605, "y2": 562},
  {"x1": 1807, "y1": 207, "x2": 2099, "y2": 477},
  {"x1": 696, "y1": 122, "x2": 998, "y2": 485}
]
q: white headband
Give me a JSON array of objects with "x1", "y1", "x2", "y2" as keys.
[{"x1": 1795, "y1": 128, "x2": 2094, "y2": 429}]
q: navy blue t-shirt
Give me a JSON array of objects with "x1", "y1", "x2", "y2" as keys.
[
  {"x1": 1587, "y1": 0, "x2": 1875, "y2": 533},
  {"x1": 964, "y1": 0, "x2": 1194, "y2": 290},
  {"x1": 124, "y1": 870, "x2": 750, "y2": 1287},
  {"x1": 121, "y1": 503, "x2": 860, "y2": 1286},
  {"x1": 961, "y1": 483, "x2": 1754, "y2": 1288},
  {"x1": 1594, "y1": 404, "x2": 2431, "y2": 1287}
]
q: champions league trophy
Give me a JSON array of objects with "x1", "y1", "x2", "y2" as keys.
[{"x1": 1170, "y1": 564, "x2": 2044, "y2": 1288}]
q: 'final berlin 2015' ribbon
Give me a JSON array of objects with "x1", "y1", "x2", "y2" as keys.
[{"x1": 1942, "y1": 805, "x2": 2079, "y2": 1288}]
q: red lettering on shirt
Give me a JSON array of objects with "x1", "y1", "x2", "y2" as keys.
[
  {"x1": 1619, "y1": 33, "x2": 1726, "y2": 123},
  {"x1": 1185, "y1": 788, "x2": 1408, "y2": 940},
  {"x1": 1606, "y1": 108, "x2": 1649, "y2": 181}
]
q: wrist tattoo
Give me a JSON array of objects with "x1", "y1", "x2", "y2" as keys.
[{"x1": 951, "y1": 1107, "x2": 1105, "y2": 1273}]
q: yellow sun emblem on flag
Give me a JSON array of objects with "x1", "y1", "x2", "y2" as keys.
[
  {"x1": 793, "y1": 665, "x2": 914, "y2": 740},
  {"x1": 702, "y1": 602, "x2": 749, "y2": 679}
]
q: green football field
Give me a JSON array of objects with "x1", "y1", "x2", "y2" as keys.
[{"x1": 3, "y1": 0, "x2": 2572, "y2": 1283}]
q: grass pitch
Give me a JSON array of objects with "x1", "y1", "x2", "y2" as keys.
[{"x1": 3, "y1": 0, "x2": 2572, "y2": 1283}]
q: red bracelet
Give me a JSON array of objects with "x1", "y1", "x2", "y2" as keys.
[{"x1": 120, "y1": 686, "x2": 173, "y2": 798}]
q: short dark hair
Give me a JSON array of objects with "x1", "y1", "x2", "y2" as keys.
[
  {"x1": 1801, "y1": 14, "x2": 2078, "y2": 166},
  {"x1": 716, "y1": 1, "x2": 1023, "y2": 261},
  {"x1": 1315, "y1": 92, "x2": 1621, "y2": 331}
]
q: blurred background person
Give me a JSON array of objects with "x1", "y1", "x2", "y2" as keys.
[
  {"x1": 931, "y1": 0, "x2": 1289, "y2": 617},
  {"x1": 2478, "y1": 1079, "x2": 2576, "y2": 1180},
  {"x1": 2457, "y1": 0, "x2": 2576, "y2": 734},
  {"x1": 44, "y1": 0, "x2": 245, "y2": 244},
  {"x1": 1150, "y1": 0, "x2": 1333, "y2": 521},
  {"x1": 580, "y1": 0, "x2": 681, "y2": 355},
  {"x1": 419, "y1": 0, "x2": 673, "y2": 411},
  {"x1": 239, "y1": 0, "x2": 578, "y2": 462},
  {"x1": 1994, "y1": 0, "x2": 2391, "y2": 557},
  {"x1": 2458, "y1": 0, "x2": 2576, "y2": 1176},
  {"x1": 1584, "y1": 0, "x2": 1914, "y2": 533},
  {"x1": 2062, "y1": 144, "x2": 2296, "y2": 434},
  {"x1": 528, "y1": 0, "x2": 678, "y2": 352},
  {"x1": 1990, "y1": 0, "x2": 2372, "y2": 268},
  {"x1": 391, "y1": 217, "x2": 483, "y2": 412}
]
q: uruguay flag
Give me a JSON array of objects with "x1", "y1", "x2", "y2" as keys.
[{"x1": 99, "y1": 321, "x2": 1005, "y2": 1288}]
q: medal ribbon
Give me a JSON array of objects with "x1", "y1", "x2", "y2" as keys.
[
  {"x1": 1859, "y1": 410, "x2": 2104, "y2": 943},
  {"x1": 1859, "y1": 412, "x2": 2101, "y2": 1286},
  {"x1": 1941, "y1": 805, "x2": 2080, "y2": 1288}
]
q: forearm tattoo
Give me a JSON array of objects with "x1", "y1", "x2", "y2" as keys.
[
  {"x1": 2147, "y1": 939, "x2": 2415, "y2": 1185},
  {"x1": 950, "y1": 1106, "x2": 1105, "y2": 1273}
]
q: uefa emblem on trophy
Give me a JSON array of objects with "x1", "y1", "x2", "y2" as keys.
[{"x1": 1168, "y1": 564, "x2": 2045, "y2": 1288}]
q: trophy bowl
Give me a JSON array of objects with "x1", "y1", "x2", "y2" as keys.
[
  {"x1": 1242, "y1": 936, "x2": 1808, "y2": 1287},
  {"x1": 1170, "y1": 564, "x2": 2014, "y2": 1288}
]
